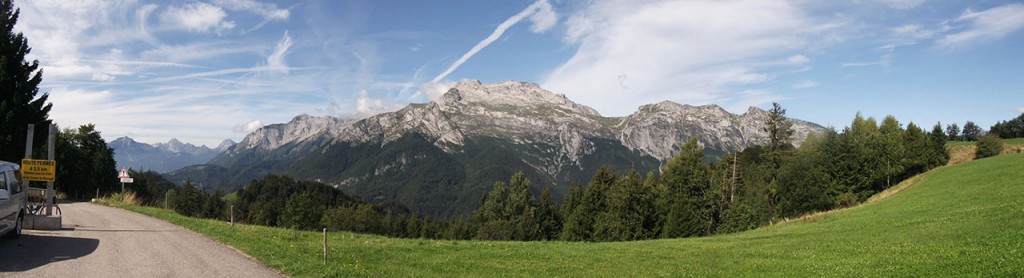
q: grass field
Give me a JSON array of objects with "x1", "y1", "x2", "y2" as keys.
[
  {"x1": 946, "y1": 137, "x2": 1024, "y2": 147},
  {"x1": 105, "y1": 153, "x2": 1024, "y2": 277}
]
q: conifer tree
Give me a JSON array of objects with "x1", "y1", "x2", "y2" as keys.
[
  {"x1": 535, "y1": 187, "x2": 561, "y2": 240},
  {"x1": 660, "y1": 138, "x2": 709, "y2": 238},
  {"x1": 946, "y1": 123, "x2": 960, "y2": 141},
  {"x1": 561, "y1": 167, "x2": 614, "y2": 241},
  {"x1": 962, "y1": 121, "x2": 983, "y2": 141},
  {"x1": 0, "y1": 0, "x2": 52, "y2": 162},
  {"x1": 929, "y1": 123, "x2": 950, "y2": 168}
]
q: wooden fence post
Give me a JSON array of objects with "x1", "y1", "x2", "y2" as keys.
[{"x1": 323, "y1": 228, "x2": 328, "y2": 266}]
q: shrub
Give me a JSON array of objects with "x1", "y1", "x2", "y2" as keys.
[
  {"x1": 975, "y1": 133, "x2": 1004, "y2": 159},
  {"x1": 836, "y1": 191, "x2": 859, "y2": 208}
]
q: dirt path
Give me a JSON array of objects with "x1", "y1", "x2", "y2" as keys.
[{"x1": 0, "y1": 202, "x2": 282, "y2": 277}]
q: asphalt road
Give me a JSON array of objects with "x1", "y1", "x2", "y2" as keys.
[{"x1": 0, "y1": 202, "x2": 282, "y2": 277}]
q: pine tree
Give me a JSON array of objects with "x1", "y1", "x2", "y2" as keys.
[
  {"x1": 928, "y1": 123, "x2": 950, "y2": 168},
  {"x1": 946, "y1": 123, "x2": 960, "y2": 141},
  {"x1": 0, "y1": 0, "x2": 52, "y2": 162},
  {"x1": 764, "y1": 102, "x2": 795, "y2": 150},
  {"x1": 475, "y1": 181, "x2": 510, "y2": 240},
  {"x1": 900, "y1": 123, "x2": 930, "y2": 176},
  {"x1": 561, "y1": 167, "x2": 614, "y2": 241},
  {"x1": 660, "y1": 138, "x2": 709, "y2": 238},
  {"x1": 962, "y1": 121, "x2": 982, "y2": 141},
  {"x1": 595, "y1": 170, "x2": 649, "y2": 241},
  {"x1": 535, "y1": 187, "x2": 561, "y2": 240}
]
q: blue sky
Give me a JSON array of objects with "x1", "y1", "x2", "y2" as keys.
[{"x1": 14, "y1": 0, "x2": 1024, "y2": 146}]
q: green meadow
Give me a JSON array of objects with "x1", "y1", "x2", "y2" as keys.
[{"x1": 107, "y1": 153, "x2": 1024, "y2": 277}]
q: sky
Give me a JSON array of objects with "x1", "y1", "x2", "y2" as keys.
[{"x1": 13, "y1": 0, "x2": 1024, "y2": 147}]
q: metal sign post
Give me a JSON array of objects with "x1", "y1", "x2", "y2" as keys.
[
  {"x1": 118, "y1": 168, "x2": 132, "y2": 201},
  {"x1": 45, "y1": 124, "x2": 55, "y2": 215}
]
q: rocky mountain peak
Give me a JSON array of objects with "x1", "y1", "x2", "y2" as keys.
[
  {"x1": 236, "y1": 114, "x2": 351, "y2": 151},
  {"x1": 110, "y1": 136, "x2": 137, "y2": 147},
  {"x1": 216, "y1": 139, "x2": 237, "y2": 152},
  {"x1": 440, "y1": 79, "x2": 601, "y2": 118}
]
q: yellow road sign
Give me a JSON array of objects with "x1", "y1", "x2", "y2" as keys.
[{"x1": 21, "y1": 159, "x2": 56, "y2": 182}]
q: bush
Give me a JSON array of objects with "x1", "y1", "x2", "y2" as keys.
[
  {"x1": 975, "y1": 134, "x2": 1004, "y2": 159},
  {"x1": 280, "y1": 192, "x2": 322, "y2": 230},
  {"x1": 835, "y1": 191, "x2": 859, "y2": 208}
]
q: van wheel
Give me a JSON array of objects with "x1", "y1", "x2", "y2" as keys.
[{"x1": 4, "y1": 213, "x2": 22, "y2": 239}]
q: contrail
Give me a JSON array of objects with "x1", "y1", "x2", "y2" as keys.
[{"x1": 430, "y1": 0, "x2": 552, "y2": 83}]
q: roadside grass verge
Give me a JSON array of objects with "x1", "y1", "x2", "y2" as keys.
[{"x1": 102, "y1": 153, "x2": 1024, "y2": 277}]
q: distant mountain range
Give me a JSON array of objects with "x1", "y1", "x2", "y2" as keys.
[
  {"x1": 111, "y1": 137, "x2": 235, "y2": 173},
  {"x1": 166, "y1": 80, "x2": 826, "y2": 218}
]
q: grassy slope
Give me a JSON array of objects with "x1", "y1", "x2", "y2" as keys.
[
  {"x1": 947, "y1": 137, "x2": 1024, "y2": 147},
  {"x1": 109, "y1": 153, "x2": 1024, "y2": 277},
  {"x1": 947, "y1": 138, "x2": 1024, "y2": 165}
]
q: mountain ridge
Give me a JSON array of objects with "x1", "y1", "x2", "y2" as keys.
[
  {"x1": 112, "y1": 137, "x2": 236, "y2": 173},
  {"x1": 172, "y1": 80, "x2": 827, "y2": 218}
]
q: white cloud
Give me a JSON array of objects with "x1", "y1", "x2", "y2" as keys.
[
  {"x1": 160, "y1": 2, "x2": 236, "y2": 34},
  {"x1": 213, "y1": 0, "x2": 290, "y2": 20},
  {"x1": 356, "y1": 90, "x2": 401, "y2": 117},
  {"x1": 266, "y1": 31, "x2": 293, "y2": 73},
  {"x1": 1017, "y1": 107, "x2": 1024, "y2": 113},
  {"x1": 938, "y1": 4, "x2": 1024, "y2": 48},
  {"x1": 419, "y1": 82, "x2": 457, "y2": 101},
  {"x1": 544, "y1": 0, "x2": 825, "y2": 116},
  {"x1": 15, "y1": 0, "x2": 316, "y2": 147},
  {"x1": 842, "y1": 44, "x2": 894, "y2": 68},
  {"x1": 213, "y1": 0, "x2": 290, "y2": 33},
  {"x1": 791, "y1": 80, "x2": 819, "y2": 89},
  {"x1": 869, "y1": 0, "x2": 926, "y2": 10},
  {"x1": 528, "y1": 0, "x2": 558, "y2": 33},
  {"x1": 233, "y1": 120, "x2": 264, "y2": 134},
  {"x1": 892, "y1": 24, "x2": 936, "y2": 40},
  {"x1": 142, "y1": 41, "x2": 262, "y2": 63},
  {"x1": 430, "y1": 0, "x2": 558, "y2": 83},
  {"x1": 727, "y1": 90, "x2": 782, "y2": 112},
  {"x1": 787, "y1": 55, "x2": 810, "y2": 65}
]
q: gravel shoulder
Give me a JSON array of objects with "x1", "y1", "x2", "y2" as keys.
[{"x1": 0, "y1": 202, "x2": 282, "y2": 277}]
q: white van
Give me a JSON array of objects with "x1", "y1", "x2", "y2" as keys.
[{"x1": 0, "y1": 161, "x2": 25, "y2": 238}]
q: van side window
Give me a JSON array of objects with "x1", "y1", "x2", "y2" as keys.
[
  {"x1": 11, "y1": 171, "x2": 21, "y2": 194},
  {"x1": 0, "y1": 171, "x2": 7, "y2": 192}
]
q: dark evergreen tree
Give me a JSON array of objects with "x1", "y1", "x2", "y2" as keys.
[
  {"x1": 54, "y1": 125, "x2": 117, "y2": 200},
  {"x1": 561, "y1": 167, "x2": 614, "y2": 241},
  {"x1": 474, "y1": 180, "x2": 511, "y2": 240},
  {"x1": 962, "y1": 121, "x2": 982, "y2": 141},
  {"x1": 595, "y1": 170, "x2": 653, "y2": 241},
  {"x1": 764, "y1": 102, "x2": 795, "y2": 150},
  {"x1": 202, "y1": 190, "x2": 226, "y2": 220},
  {"x1": 946, "y1": 123, "x2": 960, "y2": 141},
  {"x1": 660, "y1": 138, "x2": 709, "y2": 238},
  {"x1": 0, "y1": 0, "x2": 52, "y2": 163},
  {"x1": 535, "y1": 187, "x2": 561, "y2": 240},
  {"x1": 777, "y1": 134, "x2": 832, "y2": 217},
  {"x1": 171, "y1": 182, "x2": 206, "y2": 217},
  {"x1": 989, "y1": 113, "x2": 1024, "y2": 139},
  {"x1": 928, "y1": 123, "x2": 950, "y2": 168},
  {"x1": 900, "y1": 123, "x2": 931, "y2": 177}
]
